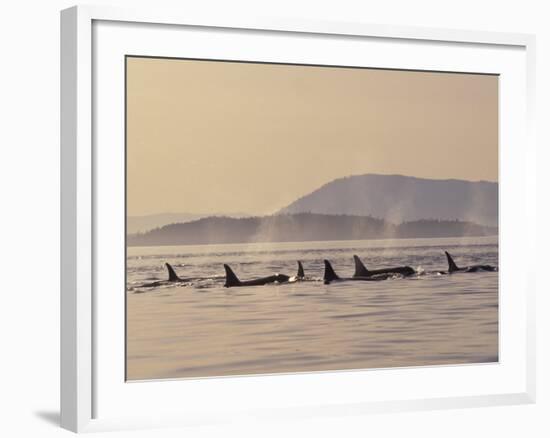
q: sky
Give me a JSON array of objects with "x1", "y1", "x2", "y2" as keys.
[{"x1": 126, "y1": 57, "x2": 498, "y2": 217}]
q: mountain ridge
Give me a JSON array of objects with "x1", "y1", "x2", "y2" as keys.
[{"x1": 278, "y1": 174, "x2": 498, "y2": 227}]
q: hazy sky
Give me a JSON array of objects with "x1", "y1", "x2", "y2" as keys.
[{"x1": 127, "y1": 57, "x2": 498, "y2": 217}]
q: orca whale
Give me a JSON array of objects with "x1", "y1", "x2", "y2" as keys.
[
  {"x1": 139, "y1": 263, "x2": 190, "y2": 288},
  {"x1": 353, "y1": 255, "x2": 415, "y2": 278},
  {"x1": 224, "y1": 261, "x2": 305, "y2": 288},
  {"x1": 324, "y1": 259, "x2": 389, "y2": 284},
  {"x1": 293, "y1": 261, "x2": 305, "y2": 281},
  {"x1": 444, "y1": 251, "x2": 497, "y2": 274}
]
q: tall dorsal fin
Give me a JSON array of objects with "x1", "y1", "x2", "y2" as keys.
[
  {"x1": 323, "y1": 260, "x2": 340, "y2": 282},
  {"x1": 224, "y1": 264, "x2": 241, "y2": 287},
  {"x1": 445, "y1": 251, "x2": 460, "y2": 273},
  {"x1": 353, "y1": 255, "x2": 370, "y2": 277},
  {"x1": 297, "y1": 261, "x2": 305, "y2": 279},
  {"x1": 165, "y1": 263, "x2": 180, "y2": 282}
]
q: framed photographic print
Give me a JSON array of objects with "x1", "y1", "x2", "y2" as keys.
[{"x1": 61, "y1": 5, "x2": 536, "y2": 433}]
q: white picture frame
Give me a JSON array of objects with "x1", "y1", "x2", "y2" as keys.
[{"x1": 60, "y1": 4, "x2": 536, "y2": 433}]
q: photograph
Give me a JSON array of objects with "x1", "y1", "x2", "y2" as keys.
[{"x1": 125, "y1": 56, "x2": 499, "y2": 381}]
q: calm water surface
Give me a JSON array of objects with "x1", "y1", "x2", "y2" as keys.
[{"x1": 126, "y1": 236, "x2": 498, "y2": 380}]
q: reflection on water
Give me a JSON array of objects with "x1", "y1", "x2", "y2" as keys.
[{"x1": 126, "y1": 236, "x2": 498, "y2": 380}]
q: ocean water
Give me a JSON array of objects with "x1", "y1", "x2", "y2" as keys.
[{"x1": 126, "y1": 236, "x2": 498, "y2": 381}]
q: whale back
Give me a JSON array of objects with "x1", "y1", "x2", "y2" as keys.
[
  {"x1": 165, "y1": 263, "x2": 181, "y2": 282},
  {"x1": 353, "y1": 255, "x2": 370, "y2": 277},
  {"x1": 445, "y1": 251, "x2": 460, "y2": 273},
  {"x1": 224, "y1": 264, "x2": 241, "y2": 287},
  {"x1": 323, "y1": 260, "x2": 340, "y2": 282},
  {"x1": 297, "y1": 261, "x2": 305, "y2": 279}
]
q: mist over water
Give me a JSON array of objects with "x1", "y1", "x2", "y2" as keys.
[{"x1": 126, "y1": 236, "x2": 498, "y2": 380}]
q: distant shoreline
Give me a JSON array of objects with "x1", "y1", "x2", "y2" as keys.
[{"x1": 127, "y1": 213, "x2": 498, "y2": 247}]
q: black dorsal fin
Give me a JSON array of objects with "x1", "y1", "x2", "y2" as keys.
[
  {"x1": 224, "y1": 264, "x2": 241, "y2": 287},
  {"x1": 323, "y1": 260, "x2": 340, "y2": 282},
  {"x1": 353, "y1": 255, "x2": 370, "y2": 277},
  {"x1": 165, "y1": 263, "x2": 181, "y2": 281},
  {"x1": 297, "y1": 261, "x2": 305, "y2": 279},
  {"x1": 445, "y1": 251, "x2": 460, "y2": 273}
]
